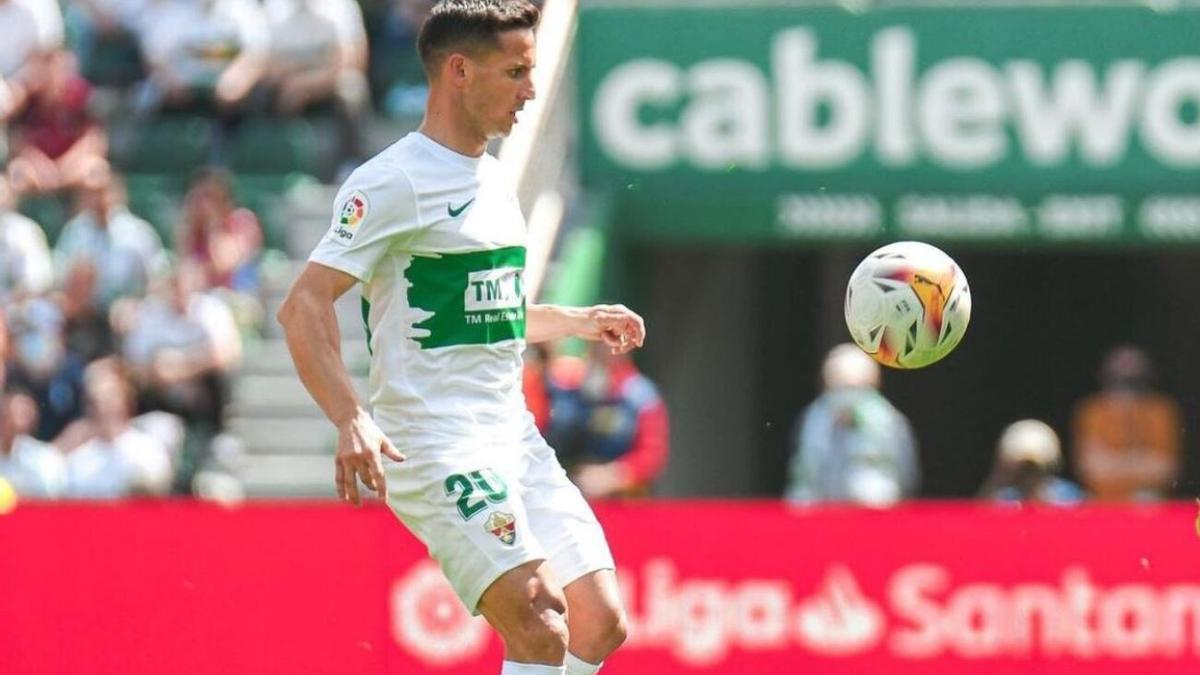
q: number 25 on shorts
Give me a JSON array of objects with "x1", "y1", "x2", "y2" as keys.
[{"x1": 444, "y1": 469, "x2": 509, "y2": 520}]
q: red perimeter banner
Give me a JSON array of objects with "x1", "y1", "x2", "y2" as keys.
[{"x1": 1, "y1": 502, "x2": 1198, "y2": 674}]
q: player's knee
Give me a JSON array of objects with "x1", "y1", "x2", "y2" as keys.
[
  {"x1": 610, "y1": 609, "x2": 630, "y2": 651},
  {"x1": 512, "y1": 603, "x2": 569, "y2": 662},
  {"x1": 593, "y1": 604, "x2": 629, "y2": 655},
  {"x1": 499, "y1": 577, "x2": 570, "y2": 662}
]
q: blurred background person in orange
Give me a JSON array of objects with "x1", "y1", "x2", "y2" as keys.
[
  {"x1": 1071, "y1": 345, "x2": 1182, "y2": 502},
  {"x1": 786, "y1": 343, "x2": 919, "y2": 506},
  {"x1": 522, "y1": 343, "x2": 552, "y2": 434},
  {"x1": 979, "y1": 419, "x2": 1083, "y2": 505},
  {"x1": 546, "y1": 342, "x2": 669, "y2": 499}
]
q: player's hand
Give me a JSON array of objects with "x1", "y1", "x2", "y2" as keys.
[
  {"x1": 335, "y1": 408, "x2": 405, "y2": 506},
  {"x1": 582, "y1": 304, "x2": 646, "y2": 354}
]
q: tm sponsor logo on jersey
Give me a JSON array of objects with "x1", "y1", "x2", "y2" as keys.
[
  {"x1": 463, "y1": 267, "x2": 525, "y2": 325},
  {"x1": 331, "y1": 190, "x2": 369, "y2": 244}
]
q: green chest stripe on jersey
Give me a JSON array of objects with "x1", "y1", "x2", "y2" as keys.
[
  {"x1": 408, "y1": 246, "x2": 527, "y2": 349},
  {"x1": 361, "y1": 296, "x2": 374, "y2": 355}
]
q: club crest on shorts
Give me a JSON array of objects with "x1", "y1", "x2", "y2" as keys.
[{"x1": 485, "y1": 512, "x2": 516, "y2": 546}]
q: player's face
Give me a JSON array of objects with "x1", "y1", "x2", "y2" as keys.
[{"x1": 465, "y1": 28, "x2": 536, "y2": 139}]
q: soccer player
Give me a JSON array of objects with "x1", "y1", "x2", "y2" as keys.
[{"x1": 276, "y1": 2, "x2": 641, "y2": 674}]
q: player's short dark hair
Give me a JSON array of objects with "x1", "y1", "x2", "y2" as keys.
[{"x1": 417, "y1": 0, "x2": 540, "y2": 76}]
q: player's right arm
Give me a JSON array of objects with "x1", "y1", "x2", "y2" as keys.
[{"x1": 277, "y1": 262, "x2": 403, "y2": 505}]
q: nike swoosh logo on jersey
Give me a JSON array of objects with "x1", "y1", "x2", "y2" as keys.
[{"x1": 448, "y1": 198, "x2": 476, "y2": 218}]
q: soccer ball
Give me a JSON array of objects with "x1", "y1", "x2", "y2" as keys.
[{"x1": 844, "y1": 241, "x2": 971, "y2": 369}]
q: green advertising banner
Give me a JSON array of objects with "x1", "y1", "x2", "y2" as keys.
[{"x1": 578, "y1": 1, "x2": 1200, "y2": 245}]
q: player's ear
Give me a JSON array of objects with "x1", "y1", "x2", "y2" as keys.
[{"x1": 446, "y1": 53, "x2": 469, "y2": 86}]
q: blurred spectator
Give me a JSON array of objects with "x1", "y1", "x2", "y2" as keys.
[
  {"x1": 979, "y1": 419, "x2": 1084, "y2": 505},
  {"x1": 69, "y1": 0, "x2": 145, "y2": 39},
  {"x1": 523, "y1": 343, "x2": 552, "y2": 433},
  {"x1": 6, "y1": 49, "x2": 107, "y2": 196},
  {"x1": 1071, "y1": 345, "x2": 1182, "y2": 501},
  {"x1": 786, "y1": 344, "x2": 919, "y2": 506},
  {"x1": 55, "y1": 165, "x2": 167, "y2": 307},
  {"x1": 0, "y1": 173, "x2": 53, "y2": 300},
  {"x1": 0, "y1": 0, "x2": 50, "y2": 127},
  {"x1": 4, "y1": 297, "x2": 86, "y2": 441},
  {"x1": 5, "y1": 388, "x2": 37, "y2": 436},
  {"x1": 122, "y1": 262, "x2": 241, "y2": 490},
  {"x1": 370, "y1": 0, "x2": 433, "y2": 117},
  {"x1": 546, "y1": 343, "x2": 670, "y2": 499},
  {"x1": 63, "y1": 357, "x2": 172, "y2": 498},
  {"x1": 1, "y1": 0, "x2": 65, "y2": 176},
  {"x1": 0, "y1": 0, "x2": 44, "y2": 76},
  {"x1": 261, "y1": 0, "x2": 368, "y2": 164},
  {"x1": 66, "y1": 0, "x2": 148, "y2": 86},
  {"x1": 134, "y1": 0, "x2": 269, "y2": 109},
  {"x1": 0, "y1": 306, "x2": 7, "y2": 390},
  {"x1": 0, "y1": 0, "x2": 63, "y2": 70},
  {"x1": 132, "y1": 0, "x2": 269, "y2": 160},
  {"x1": 0, "y1": 391, "x2": 65, "y2": 498},
  {"x1": 177, "y1": 167, "x2": 263, "y2": 292},
  {"x1": 55, "y1": 259, "x2": 115, "y2": 363},
  {"x1": 15, "y1": 0, "x2": 64, "y2": 48}
]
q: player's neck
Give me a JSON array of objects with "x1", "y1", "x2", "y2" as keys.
[{"x1": 419, "y1": 101, "x2": 487, "y2": 159}]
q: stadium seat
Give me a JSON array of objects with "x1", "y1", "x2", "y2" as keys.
[
  {"x1": 123, "y1": 173, "x2": 185, "y2": 248},
  {"x1": 122, "y1": 172, "x2": 317, "y2": 254},
  {"x1": 229, "y1": 117, "x2": 335, "y2": 177},
  {"x1": 111, "y1": 116, "x2": 213, "y2": 175},
  {"x1": 234, "y1": 173, "x2": 319, "y2": 252}
]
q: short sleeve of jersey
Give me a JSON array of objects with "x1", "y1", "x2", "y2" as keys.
[{"x1": 308, "y1": 162, "x2": 419, "y2": 282}]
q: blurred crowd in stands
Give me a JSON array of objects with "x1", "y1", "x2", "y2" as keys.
[
  {"x1": 786, "y1": 343, "x2": 1183, "y2": 507},
  {"x1": 525, "y1": 342, "x2": 671, "y2": 500},
  {"x1": 0, "y1": 0, "x2": 444, "y2": 501}
]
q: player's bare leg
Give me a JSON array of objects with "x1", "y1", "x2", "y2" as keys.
[
  {"x1": 478, "y1": 559, "x2": 570, "y2": 673},
  {"x1": 561, "y1": 569, "x2": 628, "y2": 674}
]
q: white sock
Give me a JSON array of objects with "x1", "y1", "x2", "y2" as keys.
[
  {"x1": 500, "y1": 661, "x2": 565, "y2": 675},
  {"x1": 564, "y1": 652, "x2": 602, "y2": 675}
]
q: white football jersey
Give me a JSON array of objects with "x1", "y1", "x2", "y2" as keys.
[{"x1": 309, "y1": 132, "x2": 534, "y2": 450}]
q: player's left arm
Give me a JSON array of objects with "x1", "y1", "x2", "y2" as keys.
[{"x1": 526, "y1": 303, "x2": 646, "y2": 354}]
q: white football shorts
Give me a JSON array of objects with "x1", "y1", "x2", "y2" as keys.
[{"x1": 383, "y1": 426, "x2": 615, "y2": 614}]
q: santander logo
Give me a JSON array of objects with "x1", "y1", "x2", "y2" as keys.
[
  {"x1": 795, "y1": 565, "x2": 886, "y2": 655},
  {"x1": 389, "y1": 558, "x2": 1200, "y2": 667}
]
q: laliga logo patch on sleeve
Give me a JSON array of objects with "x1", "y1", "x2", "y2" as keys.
[{"x1": 330, "y1": 190, "x2": 369, "y2": 244}]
